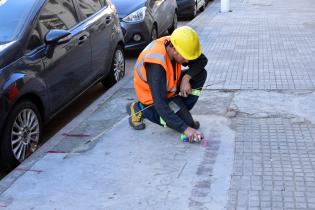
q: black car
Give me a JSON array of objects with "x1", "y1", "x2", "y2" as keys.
[
  {"x1": 0, "y1": 0, "x2": 125, "y2": 171},
  {"x1": 112, "y1": 0, "x2": 178, "y2": 50},
  {"x1": 176, "y1": 0, "x2": 206, "y2": 19}
]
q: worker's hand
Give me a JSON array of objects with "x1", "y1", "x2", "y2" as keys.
[
  {"x1": 184, "y1": 127, "x2": 204, "y2": 143},
  {"x1": 180, "y1": 75, "x2": 192, "y2": 97}
]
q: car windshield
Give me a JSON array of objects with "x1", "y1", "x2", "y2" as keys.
[{"x1": 0, "y1": 0, "x2": 37, "y2": 42}]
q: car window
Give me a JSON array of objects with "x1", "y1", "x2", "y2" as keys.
[
  {"x1": 77, "y1": 0, "x2": 103, "y2": 18},
  {"x1": 39, "y1": 0, "x2": 78, "y2": 36},
  {"x1": 26, "y1": 0, "x2": 78, "y2": 51},
  {"x1": 26, "y1": 25, "x2": 43, "y2": 52},
  {"x1": 0, "y1": 0, "x2": 37, "y2": 42}
]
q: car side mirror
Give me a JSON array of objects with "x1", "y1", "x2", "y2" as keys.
[
  {"x1": 44, "y1": 29, "x2": 71, "y2": 45},
  {"x1": 44, "y1": 29, "x2": 71, "y2": 58}
]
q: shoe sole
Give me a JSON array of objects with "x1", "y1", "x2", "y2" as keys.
[{"x1": 126, "y1": 102, "x2": 145, "y2": 130}]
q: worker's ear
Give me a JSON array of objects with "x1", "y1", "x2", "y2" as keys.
[
  {"x1": 164, "y1": 39, "x2": 171, "y2": 47},
  {"x1": 168, "y1": 43, "x2": 176, "y2": 53},
  {"x1": 166, "y1": 43, "x2": 175, "y2": 57},
  {"x1": 170, "y1": 46, "x2": 178, "y2": 58}
]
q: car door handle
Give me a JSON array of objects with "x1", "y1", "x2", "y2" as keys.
[
  {"x1": 78, "y1": 35, "x2": 88, "y2": 45},
  {"x1": 105, "y1": 16, "x2": 112, "y2": 25}
]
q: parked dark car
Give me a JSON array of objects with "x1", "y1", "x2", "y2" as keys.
[
  {"x1": 112, "y1": 0, "x2": 178, "y2": 50},
  {"x1": 176, "y1": 0, "x2": 206, "y2": 19},
  {"x1": 0, "y1": 0, "x2": 125, "y2": 171}
]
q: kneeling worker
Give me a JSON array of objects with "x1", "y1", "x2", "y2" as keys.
[{"x1": 127, "y1": 26, "x2": 208, "y2": 142}]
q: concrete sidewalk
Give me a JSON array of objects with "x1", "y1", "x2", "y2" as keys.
[{"x1": 1, "y1": 0, "x2": 315, "y2": 209}]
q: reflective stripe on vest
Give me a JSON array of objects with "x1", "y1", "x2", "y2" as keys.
[
  {"x1": 135, "y1": 53, "x2": 167, "y2": 83},
  {"x1": 143, "y1": 41, "x2": 155, "y2": 51},
  {"x1": 160, "y1": 117, "x2": 167, "y2": 128},
  {"x1": 190, "y1": 89, "x2": 201, "y2": 96},
  {"x1": 170, "y1": 86, "x2": 177, "y2": 93},
  {"x1": 133, "y1": 37, "x2": 182, "y2": 105}
]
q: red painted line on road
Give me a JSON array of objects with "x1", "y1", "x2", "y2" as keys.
[
  {"x1": 62, "y1": 133, "x2": 90, "y2": 137},
  {"x1": 47, "y1": 150, "x2": 67, "y2": 154},
  {"x1": 15, "y1": 168, "x2": 44, "y2": 174}
]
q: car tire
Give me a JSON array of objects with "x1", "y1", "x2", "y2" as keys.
[
  {"x1": 151, "y1": 25, "x2": 158, "y2": 41},
  {"x1": 0, "y1": 100, "x2": 42, "y2": 172},
  {"x1": 200, "y1": 1, "x2": 206, "y2": 11},
  {"x1": 189, "y1": 2, "x2": 198, "y2": 20},
  {"x1": 101, "y1": 45, "x2": 125, "y2": 88},
  {"x1": 168, "y1": 12, "x2": 177, "y2": 34}
]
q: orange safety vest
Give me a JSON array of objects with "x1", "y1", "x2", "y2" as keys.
[{"x1": 134, "y1": 37, "x2": 182, "y2": 105}]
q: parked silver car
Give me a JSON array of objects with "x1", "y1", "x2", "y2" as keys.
[
  {"x1": 112, "y1": 0, "x2": 178, "y2": 50},
  {"x1": 177, "y1": 0, "x2": 206, "y2": 19}
]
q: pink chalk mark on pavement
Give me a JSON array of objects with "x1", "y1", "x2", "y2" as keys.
[{"x1": 201, "y1": 139, "x2": 209, "y2": 147}]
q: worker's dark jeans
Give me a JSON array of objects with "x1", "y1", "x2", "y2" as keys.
[{"x1": 137, "y1": 69, "x2": 207, "y2": 130}]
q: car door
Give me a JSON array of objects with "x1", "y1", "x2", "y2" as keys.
[
  {"x1": 38, "y1": 0, "x2": 92, "y2": 111},
  {"x1": 151, "y1": 0, "x2": 172, "y2": 35},
  {"x1": 75, "y1": 0, "x2": 114, "y2": 80}
]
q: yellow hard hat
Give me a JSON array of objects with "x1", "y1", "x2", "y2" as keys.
[{"x1": 170, "y1": 26, "x2": 201, "y2": 60}]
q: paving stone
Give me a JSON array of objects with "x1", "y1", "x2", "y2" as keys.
[
  {"x1": 227, "y1": 118, "x2": 315, "y2": 209},
  {"x1": 200, "y1": 0, "x2": 315, "y2": 90}
]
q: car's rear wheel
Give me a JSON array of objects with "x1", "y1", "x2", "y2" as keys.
[
  {"x1": 101, "y1": 45, "x2": 125, "y2": 88},
  {"x1": 189, "y1": 2, "x2": 198, "y2": 20},
  {"x1": 151, "y1": 25, "x2": 158, "y2": 41},
  {"x1": 168, "y1": 12, "x2": 177, "y2": 34},
  {"x1": 0, "y1": 100, "x2": 42, "y2": 171},
  {"x1": 200, "y1": 0, "x2": 206, "y2": 11}
]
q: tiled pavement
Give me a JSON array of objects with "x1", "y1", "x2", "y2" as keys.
[
  {"x1": 195, "y1": 0, "x2": 315, "y2": 90},
  {"x1": 191, "y1": 0, "x2": 315, "y2": 209},
  {"x1": 228, "y1": 118, "x2": 315, "y2": 209}
]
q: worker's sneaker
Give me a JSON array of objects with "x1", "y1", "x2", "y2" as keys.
[{"x1": 126, "y1": 102, "x2": 145, "y2": 130}]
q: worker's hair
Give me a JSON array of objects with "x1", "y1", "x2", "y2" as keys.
[{"x1": 164, "y1": 39, "x2": 174, "y2": 48}]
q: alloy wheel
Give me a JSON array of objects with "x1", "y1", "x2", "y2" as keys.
[
  {"x1": 11, "y1": 108, "x2": 40, "y2": 162},
  {"x1": 173, "y1": 13, "x2": 178, "y2": 30},
  {"x1": 151, "y1": 27, "x2": 157, "y2": 41},
  {"x1": 194, "y1": 2, "x2": 197, "y2": 17},
  {"x1": 113, "y1": 48, "x2": 125, "y2": 82}
]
